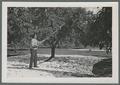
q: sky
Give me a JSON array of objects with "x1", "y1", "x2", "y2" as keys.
[{"x1": 86, "y1": 7, "x2": 102, "y2": 14}]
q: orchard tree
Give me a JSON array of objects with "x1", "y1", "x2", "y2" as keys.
[
  {"x1": 83, "y1": 7, "x2": 112, "y2": 53},
  {"x1": 8, "y1": 7, "x2": 48, "y2": 48},
  {"x1": 43, "y1": 7, "x2": 93, "y2": 61}
]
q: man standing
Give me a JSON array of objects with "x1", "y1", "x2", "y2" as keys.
[
  {"x1": 29, "y1": 33, "x2": 49, "y2": 69},
  {"x1": 29, "y1": 33, "x2": 38, "y2": 69}
]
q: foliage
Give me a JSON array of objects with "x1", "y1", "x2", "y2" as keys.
[
  {"x1": 8, "y1": 7, "x2": 112, "y2": 53},
  {"x1": 83, "y1": 7, "x2": 112, "y2": 51},
  {"x1": 8, "y1": 7, "x2": 93, "y2": 49}
]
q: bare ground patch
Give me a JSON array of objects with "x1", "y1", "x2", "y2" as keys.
[{"x1": 7, "y1": 54, "x2": 105, "y2": 78}]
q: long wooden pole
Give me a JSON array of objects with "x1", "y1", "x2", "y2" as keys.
[{"x1": 39, "y1": 25, "x2": 63, "y2": 44}]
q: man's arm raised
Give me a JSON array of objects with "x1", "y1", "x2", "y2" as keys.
[
  {"x1": 38, "y1": 27, "x2": 62, "y2": 45},
  {"x1": 38, "y1": 36, "x2": 50, "y2": 45}
]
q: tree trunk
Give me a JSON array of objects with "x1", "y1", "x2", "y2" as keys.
[
  {"x1": 44, "y1": 45, "x2": 55, "y2": 62},
  {"x1": 51, "y1": 46, "x2": 55, "y2": 57}
]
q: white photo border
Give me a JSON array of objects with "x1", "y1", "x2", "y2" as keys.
[{"x1": 2, "y1": 2, "x2": 119, "y2": 83}]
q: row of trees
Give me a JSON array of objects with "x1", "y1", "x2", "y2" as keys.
[{"x1": 8, "y1": 7, "x2": 112, "y2": 59}]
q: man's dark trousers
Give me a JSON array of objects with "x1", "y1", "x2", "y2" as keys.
[{"x1": 29, "y1": 48, "x2": 37, "y2": 68}]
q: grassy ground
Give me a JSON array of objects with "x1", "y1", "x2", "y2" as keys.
[
  {"x1": 8, "y1": 48, "x2": 111, "y2": 57},
  {"x1": 7, "y1": 48, "x2": 112, "y2": 78}
]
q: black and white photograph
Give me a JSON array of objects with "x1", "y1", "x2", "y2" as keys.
[{"x1": 2, "y1": 2, "x2": 118, "y2": 83}]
